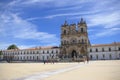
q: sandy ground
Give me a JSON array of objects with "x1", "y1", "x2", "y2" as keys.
[
  {"x1": 0, "y1": 62, "x2": 74, "y2": 80},
  {"x1": 44, "y1": 60, "x2": 120, "y2": 80},
  {"x1": 0, "y1": 60, "x2": 120, "y2": 80}
]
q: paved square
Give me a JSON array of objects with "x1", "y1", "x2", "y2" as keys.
[{"x1": 0, "y1": 60, "x2": 120, "y2": 80}]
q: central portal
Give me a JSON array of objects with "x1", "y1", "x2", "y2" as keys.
[{"x1": 71, "y1": 50, "x2": 77, "y2": 58}]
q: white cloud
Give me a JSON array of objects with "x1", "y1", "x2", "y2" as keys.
[
  {"x1": 90, "y1": 28, "x2": 120, "y2": 39},
  {"x1": 53, "y1": 6, "x2": 83, "y2": 11},
  {"x1": 0, "y1": 43, "x2": 12, "y2": 50},
  {"x1": 25, "y1": 17, "x2": 42, "y2": 21},
  {"x1": 0, "y1": 42, "x2": 36, "y2": 50},
  {"x1": 0, "y1": 12, "x2": 59, "y2": 49},
  {"x1": 44, "y1": 10, "x2": 100, "y2": 19},
  {"x1": 3, "y1": 0, "x2": 92, "y2": 10},
  {"x1": 86, "y1": 11, "x2": 120, "y2": 27},
  {"x1": 21, "y1": 0, "x2": 90, "y2": 7},
  {"x1": 18, "y1": 45, "x2": 36, "y2": 49}
]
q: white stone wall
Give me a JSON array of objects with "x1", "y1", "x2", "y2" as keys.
[
  {"x1": 1, "y1": 43, "x2": 120, "y2": 61},
  {"x1": 2, "y1": 48, "x2": 60, "y2": 61},
  {"x1": 0, "y1": 55, "x2": 3, "y2": 60},
  {"x1": 88, "y1": 45, "x2": 120, "y2": 60}
]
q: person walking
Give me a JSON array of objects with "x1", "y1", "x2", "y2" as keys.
[
  {"x1": 87, "y1": 56, "x2": 89, "y2": 63},
  {"x1": 43, "y1": 60, "x2": 46, "y2": 64}
]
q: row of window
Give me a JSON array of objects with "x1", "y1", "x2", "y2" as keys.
[
  {"x1": 3, "y1": 50, "x2": 59, "y2": 55},
  {"x1": 89, "y1": 47, "x2": 120, "y2": 52},
  {"x1": 3, "y1": 52, "x2": 58, "y2": 56},
  {"x1": 6, "y1": 55, "x2": 57, "y2": 60},
  {"x1": 90, "y1": 54, "x2": 120, "y2": 60},
  {"x1": 63, "y1": 28, "x2": 85, "y2": 34},
  {"x1": 62, "y1": 39, "x2": 87, "y2": 44}
]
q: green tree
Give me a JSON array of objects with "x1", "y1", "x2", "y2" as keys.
[{"x1": 7, "y1": 44, "x2": 19, "y2": 50}]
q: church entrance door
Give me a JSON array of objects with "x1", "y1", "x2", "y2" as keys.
[{"x1": 71, "y1": 50, "x2": 77, "y2": 58}]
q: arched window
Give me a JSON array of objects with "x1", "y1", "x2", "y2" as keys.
[
  {"x1": 81, "y1": 28, "x2": 83, "y2": 32},
  {"x1": 63, "y1": 30, "x2": 66, "y2": 34},
  {"x1": 96, "y1": 48, "x2": 98, "y2": 52},
  {"x1": 51, "y1": 50, "x2": 53, "y2": 54},
  {"x1": 108, "y1": 48, "x2": 111, "y2": 51},
  {"x1": 43, "y1": 51, "x2": 44, "y2": 54},
  {"x1": 102, "y1": 48, "x2": 104, "y2": 52},
  {"x1": 118, "y1": 47, "x2": 120, "y2": 51},
  {"x1": 90, "y1": 49, "x2": 92, "y2": 52}
]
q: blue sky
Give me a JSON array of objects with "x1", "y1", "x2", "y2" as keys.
[{"x1": 0, "y1": 0, "x2": 120, "y2": 49}]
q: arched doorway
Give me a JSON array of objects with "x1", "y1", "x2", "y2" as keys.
[{"x1": 71, "y1": 50, "x2": 77, "y2": 58}]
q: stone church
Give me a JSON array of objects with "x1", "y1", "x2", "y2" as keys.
[{"x1": 60, "y1": 18, "x2": 90, "y2": 60}]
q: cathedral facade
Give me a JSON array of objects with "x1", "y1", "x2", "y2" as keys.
[{"x1": 60, "y1": 18, "x2": 90, "y2": 60}]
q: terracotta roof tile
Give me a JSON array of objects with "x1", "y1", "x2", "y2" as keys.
[{"x1": 91, "y1": 42, "x2": 120, "y2": 47}]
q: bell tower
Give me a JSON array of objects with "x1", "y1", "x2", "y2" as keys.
[{"x1": 78, "y1": 18, "x2": 87, "y2": 33}]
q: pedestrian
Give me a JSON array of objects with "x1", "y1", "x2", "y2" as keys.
[
  {"x1": 87, "y1": 56, "x2": 89, "y2": 63},
  {"x1": 43, "y1": 60, "x2": 46, "y2": 64}
]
